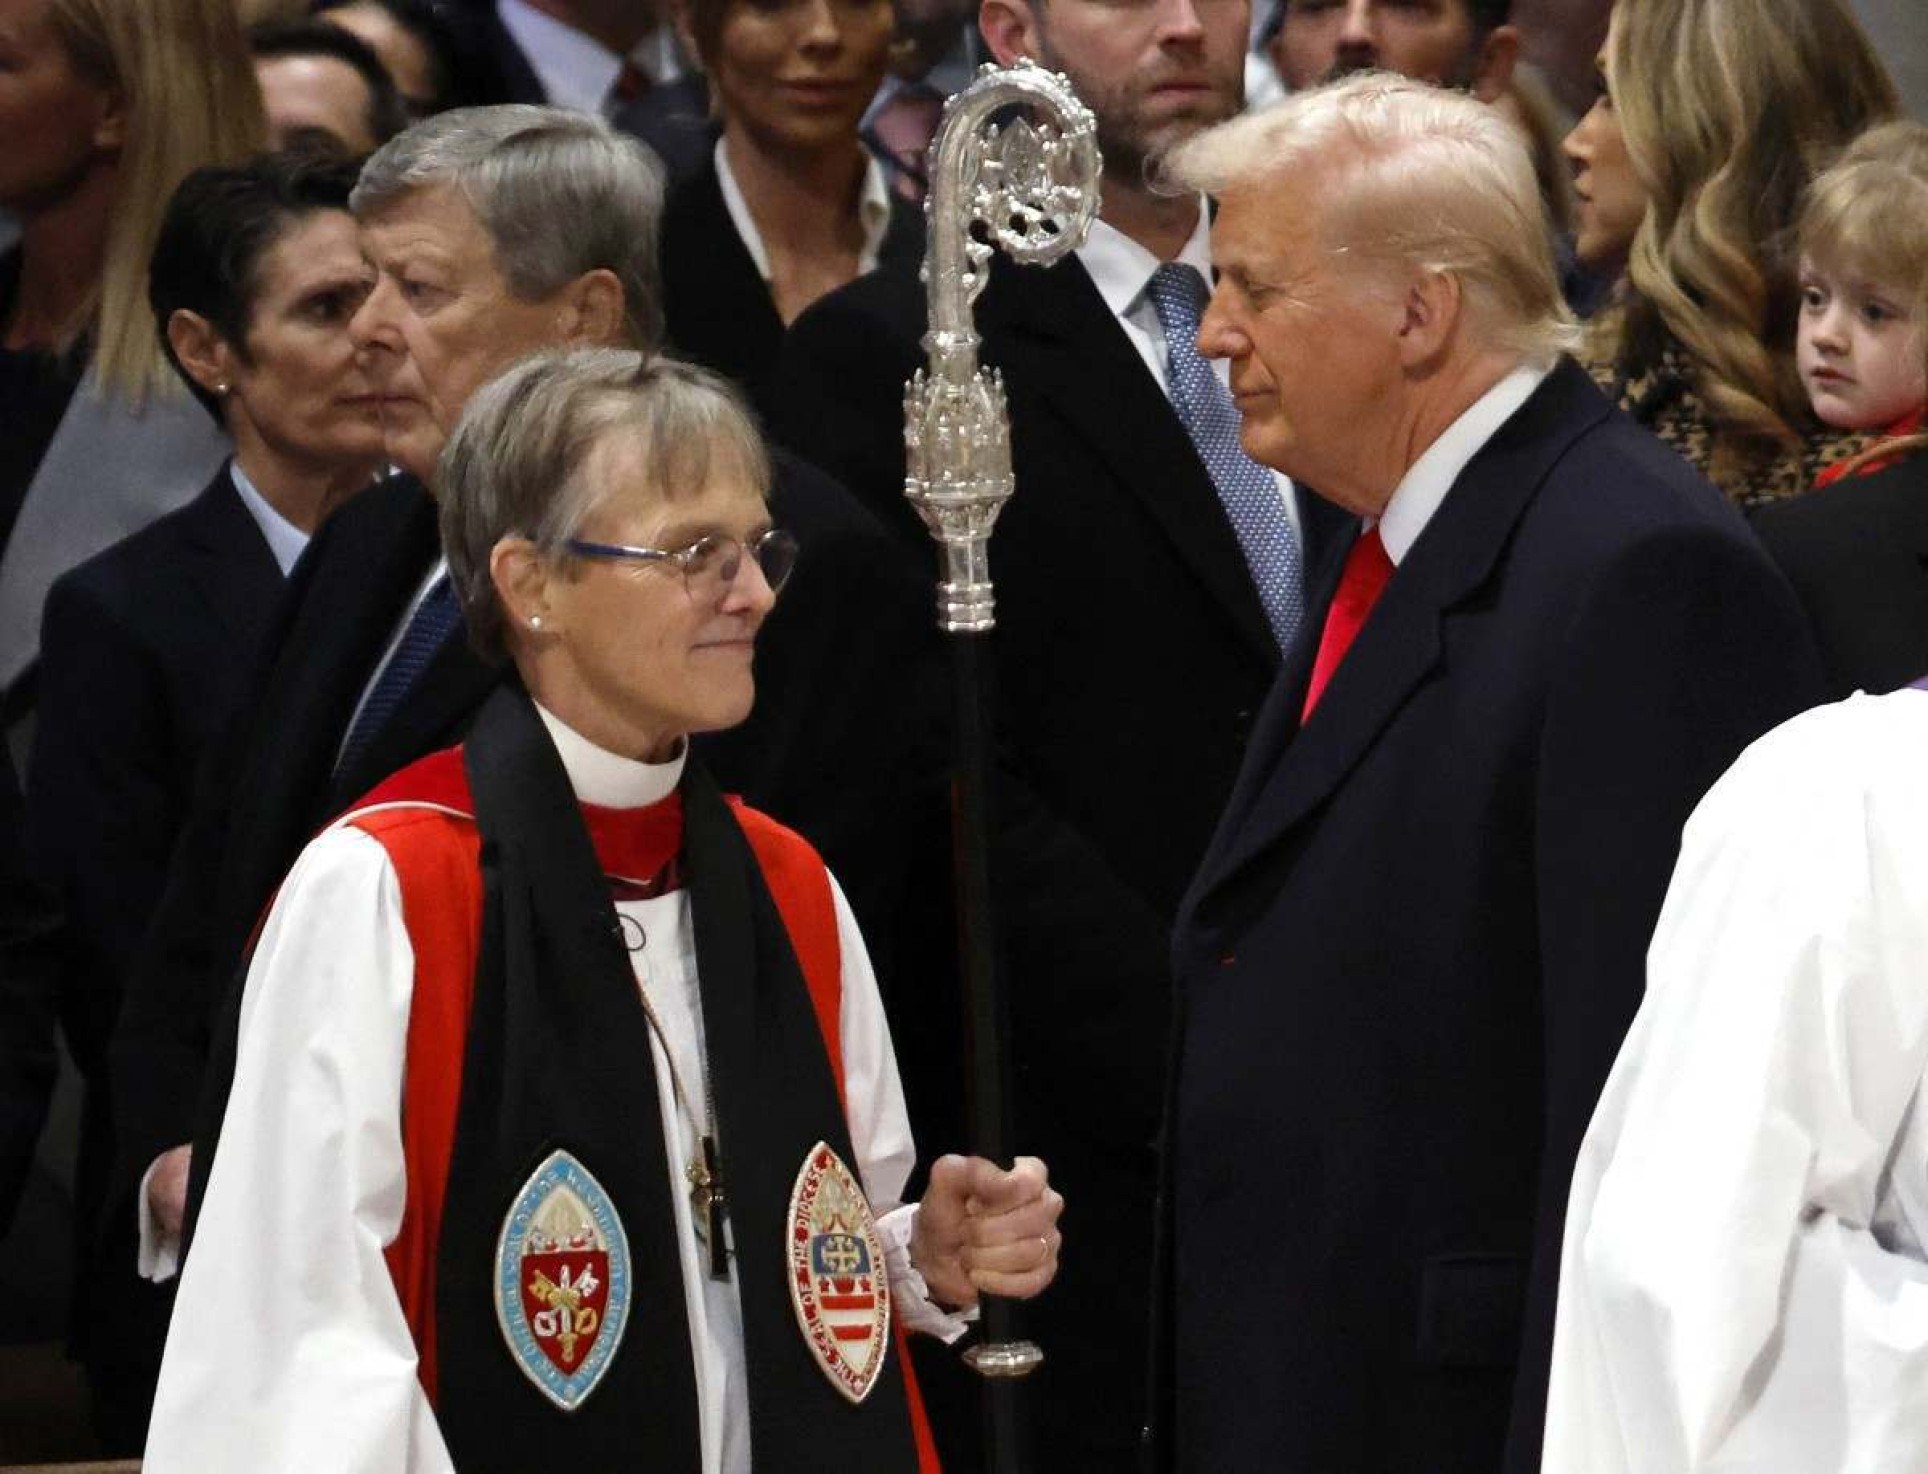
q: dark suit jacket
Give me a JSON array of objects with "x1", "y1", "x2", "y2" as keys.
[
  {"x1": 111, "y1": 454, "x2": 928, "y2": 1250},
  {"x1": 441, "y1": 0, "x2": 546, "y2": 105},
  {"x1": 1750, "y1": 453, "x2": 1928, "y2": 700},
  {"x1": 613, "y1": 75, "x2": 717, "y2": 187},
  {"x1": 661, "y1": 158, "x2": 923, "y2": 421},
  {"x1": 1155, "y1": 360, "x2": 1825, "y2": 1473},
  {"x1": 771, "y1": 251, "x2": 1353, "y2": 1464},
  {"x1": 23, "y1": 466, "x2": 285, "y2": 1374},
  {"x1": 0, "y1": 750, "x2": 59, "y2": 1239},
  {"x1": 109, "y1": 472, "x2": 493, "y2": 1246}
]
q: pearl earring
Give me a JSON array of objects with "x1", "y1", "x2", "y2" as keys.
[
  {"x1": 215, "y1": 381, "x2": 230, "y2": 396},
  {"x1": 529, "y1": 615, "x2": 543, "y2": 630}
]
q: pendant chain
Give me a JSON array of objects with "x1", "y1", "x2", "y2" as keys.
[{"x1": 626, "y1": 917, "x2": 732, "y2": 1280}]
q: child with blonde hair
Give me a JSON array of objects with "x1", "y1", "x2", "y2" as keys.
[{"x1": 1798, "y1": 120, "x2": 1928, "y2": 488}]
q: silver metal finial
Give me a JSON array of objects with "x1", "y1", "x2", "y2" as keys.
[{"x1": 903, "y1": 58, "x2": 1102, "y2": 633}]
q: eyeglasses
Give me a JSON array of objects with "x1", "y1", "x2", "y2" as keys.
[{"x1": 562, "y1": 527, "x2": 800, "y2": 601}]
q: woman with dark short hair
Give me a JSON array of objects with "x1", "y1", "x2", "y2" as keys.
[{"x1": 22, "y1": 148, "x2": 385, "y2": 1453}]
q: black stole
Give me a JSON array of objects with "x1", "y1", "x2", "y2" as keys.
[{"x1": 433, "y1": 684, "x2": 920, "y2": 1469}]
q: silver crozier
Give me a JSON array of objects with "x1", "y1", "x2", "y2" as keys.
[{"x1": 901, "y1": 56, "x2": 1101, "y2": 1464}]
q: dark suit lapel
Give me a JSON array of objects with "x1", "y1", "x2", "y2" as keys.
[
  {"x1": 1198, "y1": 515, "x2": 1356, "y2": 862},
  {"x1": 470, "y1": 6, "x2": 548, "y2": 103},
  {"x1": 177, "y1": 467, "x2": 286, "y2": 646},
  {"x1": 333, "y1": 632, "x2": 501, "y2": 808},
  {"x1": 988, "y1": 256, "x2": 1280, "y2": 665},
  {"x1": 1196, "y1": 360, "x2": 1611, "y2": 902},
  {"x1": 254, "y1": 478, "x2": 442, "y2": 825},
  {"x1": 662, "y1": 165, "x2": 784, "y2": 393},
  {"x1": 878, "y1": 194, "x2": 925, "y2": 273}
]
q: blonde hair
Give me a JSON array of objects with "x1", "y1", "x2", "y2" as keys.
[
  {"x1": 1606, "y1": 0, "x2": 1896, "y2": 486},
  {"x1": 48, "y1": 0, "x2": 265, "y2": 403},
  {"x1": 1166, "y1": 73, "x2": 1580, "y2": 362},
  {"x1": 1800, "y1": 120, "x2": 1928, "y2": 476}
]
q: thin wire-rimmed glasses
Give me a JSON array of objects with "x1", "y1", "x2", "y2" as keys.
[{"x1": 562, "y1": 528, "x2": 800, "y2": 602}]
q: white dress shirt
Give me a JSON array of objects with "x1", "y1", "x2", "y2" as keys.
[
  {"x1": 496, "y1": 0, "x2": 681, "y2": 115},
  {"x1": 713, "y1": 138, "x2": 895, "y2": 283},
  {"x1": 1077, "y1": 205, "x2": 1303, "y2": 536},
  {"x1": 227, "y1": 459, "x2": 310, "y2": 576},
  {"x1": 1375, "y1": 361, "x2": 1552, "y2": 563}
]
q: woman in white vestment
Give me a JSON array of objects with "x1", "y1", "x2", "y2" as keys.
[
  {"x1": 1543, "y1": 684, "x2": 1928, "y2": 1471},
  {"x1": 143, "y1": 348, "x2": 1063, "y2": 1473}
]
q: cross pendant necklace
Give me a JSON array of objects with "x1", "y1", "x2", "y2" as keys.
[
  {"x1": 621, "y1": 907, "x2": 733, "y2": 1281},
  {"x1": 687, "y1": 1132, "x2": 729, "y2": 1280}
]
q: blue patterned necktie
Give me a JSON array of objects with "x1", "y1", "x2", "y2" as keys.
[
  {"x1": 336, "y1": 574, "x2": 462, "y2": 779},
  {"x1": 1146, "y1": 261, "x2": 1305, "y2": 654}
]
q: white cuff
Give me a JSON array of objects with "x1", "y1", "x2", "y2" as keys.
[
  {"x1": 137, "y1": 1153, "x2": 181, "y2": 1283},
  {"x1": 877, "y1": 1202, "x2": 978, "y2": 1343}
]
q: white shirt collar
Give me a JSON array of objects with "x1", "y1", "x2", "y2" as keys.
[
  {"x1": 861, "y1": 33, "x2": 978, "y2": 127},
  {"x1": 713, "y1": 137, "x2": 894, "y2": 282},
  {"x1": 227, "y1": 458, "x2": 310, "y2": 577},
  {"x1": 535, "y1": 700, "x2": 686, "y2": 808},
  {"x1": 496, "y1": 0, "x2": 623, "y2": 114},
  {"x1": 1376, "y1": 361, "x2": 1553, "y2": 565},
  {"x1": 1075, "y1": 201, "x2": 1214, "y2": 320}
]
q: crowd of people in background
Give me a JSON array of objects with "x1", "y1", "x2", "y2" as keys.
[{"x1": 1, "y1": 0, "x2": 1924, "y2": 1468}]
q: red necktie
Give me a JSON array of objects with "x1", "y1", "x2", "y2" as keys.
[
  {"x1": 1301, "y1": 526, "x2": 1394, "y2": 721},
  {"x1": 606, "y1": 58, "x2": 649, "y2": 111}
]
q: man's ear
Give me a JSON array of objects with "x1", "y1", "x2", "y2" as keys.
[
  {"x1": 1395, "y1": 269, "x2": 1461, "y2": 371},
  {"x1": 166, "y1": 310, "x2": 235, "y2": 402},
  {"x1": 490, "y1": 536, "x2": 555, "y2": 637},
  {"x1": 979, "y1": 0, "x2": 1042, "y2": 67},
  {"x1": 557, "y1": 269, "x2": 627, "y2": 348},
  {"x1": 1469, "y1": 24, "x2": 1520, "y2": 104}
]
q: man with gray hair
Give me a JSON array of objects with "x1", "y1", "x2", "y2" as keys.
[
  {"x1": 111, "y1": 105, "x2": 925, "y2": 1298},
  {"x1": 1149, "y1": 74, "x2": 1822, "y2": 1471}
]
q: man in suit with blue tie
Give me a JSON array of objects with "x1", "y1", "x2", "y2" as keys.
[
  {"x1": 772, "y1": 0, "x2": 1351, "y2": 1461},
  {"x1": 1149, "y1": 75, "x2": 1825, "y2": 1473}
]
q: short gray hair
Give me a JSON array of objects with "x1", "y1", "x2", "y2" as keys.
[
  {"x1": 1166, "y1": 73, "x2": 1580, "y2": 361},
  {"x1": 439, "y1": 348, "x2": 772, "y2": 662},
  {"x1": 353, "y1": 104, "x2": 667, "y2": 350}
]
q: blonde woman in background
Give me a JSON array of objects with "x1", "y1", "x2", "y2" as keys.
[
  {"x1": 1563, "y1": 0, "x2": 1897, "y2": 507},
  {"x1": 0, "y1": 0, "x2": 263, "y2": 759}
]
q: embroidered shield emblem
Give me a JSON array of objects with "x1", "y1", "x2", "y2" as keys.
[
  {"x1": 787, "y1": 1142, "x2": 891, "y2": 1404},
  {"x1": 494, "y1": 1149, "x2": 631, "y2": 1411}
]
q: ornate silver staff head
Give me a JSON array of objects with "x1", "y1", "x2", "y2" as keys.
[{"x1": 903, "y1": 58, "x2": 1101, "y2": 633}]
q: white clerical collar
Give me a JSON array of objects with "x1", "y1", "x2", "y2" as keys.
[
  {"x1": 1375, "y1": 361, "x2": 1553, "y2": 565},
  {"x1": 1076, "y1": 202, "x2": 1213, "y2": 320},
  {"x1": 228, "y1": 458, "x2": 310, "y2": 576},
  {"x1": 535, "y1": 701, "x2": 686, "y2": 808},
  {"x1": 713, "y1": 137, "x2": 894, "y2": 282},
  {"x1": 497, "y1": 0, "x2": 623, "y2": 114}
]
